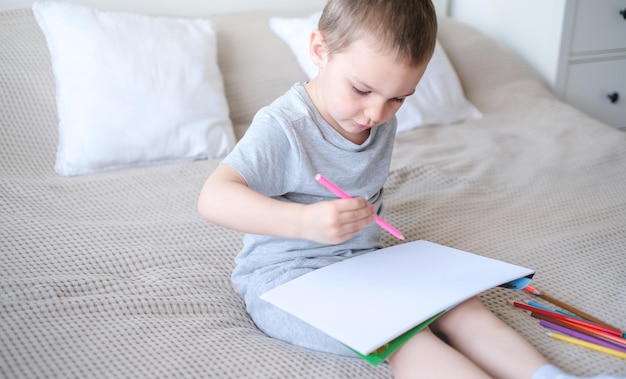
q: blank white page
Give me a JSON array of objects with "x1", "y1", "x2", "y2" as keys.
[{"x1": 261, "y1": 240, "x2": 534, "y2": 355}]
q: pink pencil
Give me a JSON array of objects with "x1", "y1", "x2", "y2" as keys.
[{"x1": 315, "y1": 174, "x2": 405, "y2": 240}]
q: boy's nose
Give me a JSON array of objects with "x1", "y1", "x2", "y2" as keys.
[{"x1": 364, "y1": 103, "x2": 386, "y2": 126}]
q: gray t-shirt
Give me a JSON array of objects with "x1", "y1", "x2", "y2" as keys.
[{"x1": 223, "y1": 83, "x2": 397, "y2": 300}]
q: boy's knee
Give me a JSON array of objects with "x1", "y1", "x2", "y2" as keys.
[
  {"x1": 433, "y1": 297, "x2": 491, "y2": 333},
  {"x1": 388, "y1": 326, "x2": 438, "y2": 365}
]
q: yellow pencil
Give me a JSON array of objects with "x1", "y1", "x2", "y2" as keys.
[{"x1": 546, "y1": 331, "x2": 626, "y2": 360}]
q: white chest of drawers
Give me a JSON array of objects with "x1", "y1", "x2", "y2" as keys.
[{"x1": 450, "y1": 0, "x2": 626, "y2": 129}]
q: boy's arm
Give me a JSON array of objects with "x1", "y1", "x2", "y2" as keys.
[{"x1": 198, "y1": 164, "x2": 376, "y2": 245}]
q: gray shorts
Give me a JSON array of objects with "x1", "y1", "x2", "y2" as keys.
[{"x1": 241, "y1": 257, "x2": 359, "y2": 357}]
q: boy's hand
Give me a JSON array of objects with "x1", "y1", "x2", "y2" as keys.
[{"x1": 301, "y1": 198, "x2": 377, "y2": 245}]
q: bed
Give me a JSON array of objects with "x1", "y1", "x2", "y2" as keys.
[{"x1": 1, "y1": 4, "x2": 625, "y2": 378}]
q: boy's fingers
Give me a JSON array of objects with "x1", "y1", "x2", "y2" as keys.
[
  {"x1": 337, "y1": 203, "x2": 376, "y2": 225},
  {"x1": 333, "y1": 197, "x2": 371, "y2": 211}
]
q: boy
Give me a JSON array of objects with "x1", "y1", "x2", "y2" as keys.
[{"x1": 198, "y1": 1, "x2": 623, "y2": 378}]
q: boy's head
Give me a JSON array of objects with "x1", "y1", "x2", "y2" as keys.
[
  {"x1": 318, "y1": 0, "x2": 437, "y2": 67},
  {"x1": 305, "y1": 0, "x2": 437, "y2": 144}
]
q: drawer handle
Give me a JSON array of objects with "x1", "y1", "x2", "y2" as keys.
[{"x1": 607, "y1": 92, "x2": 619, "y2": 104}]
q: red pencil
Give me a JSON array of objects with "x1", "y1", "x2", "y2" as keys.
[
  {"x1": 530, "y1": 312, "x2": 626, "y2": 349},
  {"x1": 510, "y1": 301, "x2": 623, "y2": 337},
  {"x1": 524, "y1": 285, "x2": 619, "y2": 331}
]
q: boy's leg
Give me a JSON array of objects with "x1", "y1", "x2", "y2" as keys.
[
  {"x1": 387, "y1": 326, "x2": 492, "y2": 379},
  {"x1": 431, "y1": 296, "x2": 548, "y2": 379}
]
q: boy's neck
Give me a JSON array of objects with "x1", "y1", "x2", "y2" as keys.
[{"x1": 304, "y1": 80, "x2": 371, "y2": 145}]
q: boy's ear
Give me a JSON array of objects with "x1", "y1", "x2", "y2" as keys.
[{"x1": 309, "y1": 29, "x2": 328, "y2": 70}]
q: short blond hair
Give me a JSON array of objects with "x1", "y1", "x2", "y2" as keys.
[{"x1": 318, "y1": 0, "x2": 437, "y2": 66}]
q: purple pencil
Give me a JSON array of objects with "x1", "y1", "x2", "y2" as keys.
[{"x1": 540, "y1": 320, "x2": 626, "y2": 353}]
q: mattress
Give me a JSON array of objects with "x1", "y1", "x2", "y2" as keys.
[{"x1": 1, "y1": 8, "x2": 625, "y2": 378}]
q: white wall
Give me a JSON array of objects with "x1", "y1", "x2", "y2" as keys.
[
  {"x1": 1, "y1": 0, "x2": 449, "y2": 17},
  {"x1": 449, "y1": 0, "x2": 567, "y2": 87},
  {"x1": 0, "y1": 0, "x2": 326, "y2": 16}
]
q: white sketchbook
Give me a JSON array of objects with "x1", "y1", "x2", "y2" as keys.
[{"x1": 261, "y1": 240, "x2": 534, "y2": 356}]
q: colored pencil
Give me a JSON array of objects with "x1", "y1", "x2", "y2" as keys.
[
  {"x1": 545, "y1": 331, "x2": 626, "y2": 360},
  {"x1": 530, "y1": 312, "x2": 626, "y2": 349},
  {"x1": 540, "y1": 320, "x2": 626, "y2": 353},
  {"x1": 528, "y1": 300, "x2": 582, "y2": 320},
  {"x1": 315, "y1": 174, "x2": 405, "y2": 240},
  {"x1": 524, "y1": 285, "x2": 620, "y2": 332},
  {"x1": 510, "y1": 301, "x2": 623, "y2": 337}
]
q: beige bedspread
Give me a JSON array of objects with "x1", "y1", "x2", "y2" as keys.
[{"x1": 1, "y1": 8, "x2": 625, "y2": 378}]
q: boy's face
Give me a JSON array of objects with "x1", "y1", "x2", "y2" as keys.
[{"x1": 307, "y1": 32, "x2": 428, "y2": 144}]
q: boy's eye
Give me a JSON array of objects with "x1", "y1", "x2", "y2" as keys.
[
  {"x1": 353, "y1": 86, "x2": 405, "y2": 103},
  {"x1": 352, "y1": 87, "x2": 370, "y2": 96}
]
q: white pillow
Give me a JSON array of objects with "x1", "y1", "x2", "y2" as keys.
[
  {"x1": 269, "y1": 13, "x2": 482, "y2": 133},
  {"x1": 33, "y1": 2, "x2": 236, "y2": 176}
]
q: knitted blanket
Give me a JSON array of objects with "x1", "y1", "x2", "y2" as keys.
[{"x1": 1, "y1": 9, "x2": 625, "y2": 378}]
